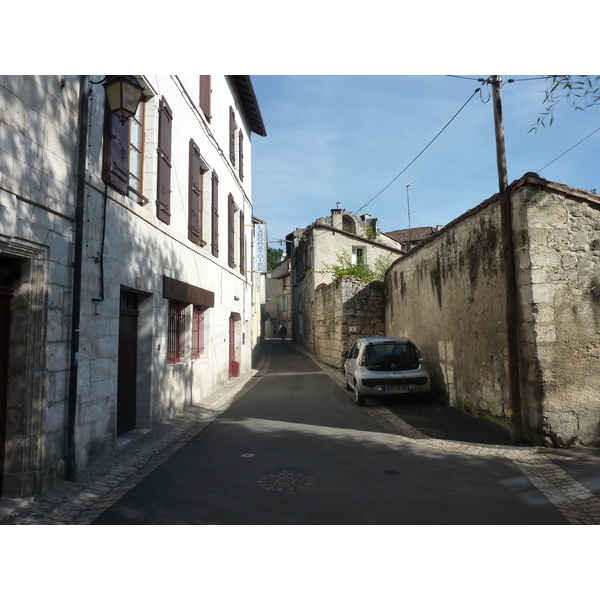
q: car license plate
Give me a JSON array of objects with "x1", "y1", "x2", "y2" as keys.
[{"x1": 382, "y1": 386, "x2": 410, "y2": 393}]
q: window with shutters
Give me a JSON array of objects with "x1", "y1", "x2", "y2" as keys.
[
  {"x1": 228, "y1": 194, "x2": 237, "y2": 269},
  {"x1": 238, "y1": 130, "x2": 244, "y2": 181},
  {"x1": 102, "y1": 111, "x2": 130, "y2": 195},
  {"x1": 199, "y1": 76, "x2": 211, "y2": 121},
  {"x1": 211, "y1": 171, "x2": 219, "y2": 257},
  {"x1": 157, "y1": 96, "x2": 173, "y2": 225},
  {"x1": 128, "y1": 102, "x2": 145, "y2": 194},
  {"x1": 102, "y1": 99, "x2": 150, "y2": 205},
  {"x1": 191, "y1": 306, "x2": 206, "y2": 359},
  {"x1": 167, "y1": 302, "x2": 186, "y2": 364},
  {"x1": 229, "y1": 106, "x2": 237, "y2": 165},
  {"x1": 189, "y1": 139, "x2": 206, "y2": 246},
  {"x1": 239, "y1": 211, "x2": 245, "y2": 275}
]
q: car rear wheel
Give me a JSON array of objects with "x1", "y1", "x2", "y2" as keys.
[{"x1": 354, "y1": 381, "x2": 366, "y2": 406}]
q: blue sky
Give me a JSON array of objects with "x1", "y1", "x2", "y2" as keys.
[{"x1": 250, "y1": 75, "x2": 600, "y2": 248}]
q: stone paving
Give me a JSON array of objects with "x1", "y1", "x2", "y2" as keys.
[{"x1": 2, "y1": 346, "x2": 600, "y2": 525}]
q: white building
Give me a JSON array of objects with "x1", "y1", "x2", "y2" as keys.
[{"x1": 0, "y1": 75, "x2": 266, "y2": 497}]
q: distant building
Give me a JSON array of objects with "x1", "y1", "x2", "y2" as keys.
[
  {"x1": 385, "y1": 226, "x2": 441, "y2": 250},
  {"x1": 263, "y1": 258, "x2": 291, "y2": 338},
  {"x1": 286, "y1": 208, "x2": 404, "y2": 352}
]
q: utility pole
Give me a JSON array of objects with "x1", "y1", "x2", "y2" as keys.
[{"x1": 490, "y1": 76, "x2": 522, "y2": 444}]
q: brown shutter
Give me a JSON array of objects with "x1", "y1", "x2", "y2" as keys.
[
  {"x1": 189, "y1": 139, "x2": 202, "y2": 244},
  {"x1": 102, "y1": 111, "x2": 130, "y2": 194},
  {"x1": 200, "y1": 76, "x2": 211, "y2": 120},
  {"x1": 238, "y1": 131, "x2": 244, "y2": 181},
  {"x1": 239, "y1": 211, "x2": 245, "y2": 274},
  {"x1": 229, "y1": 106, "x2": 236, "y2": 165},
  {"x1": 211, "y1": 171, "x2": 219, "y2": 257},
  {"x1": 157, "y1": 96, "x2": 173, "y2": 224},
  {"x1": 228, "y1": 194, "x2": 236, "y2": 268}
]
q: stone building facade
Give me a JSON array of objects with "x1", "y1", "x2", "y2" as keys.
[
  {"x1": 263, "y1": 258, "x2": 291, "y2": 338},
  {"x1": 286, "y1": 208, "x2": 403, "y2": 354},
  {"x1": 0, "y1": 75, "x2": 266, "y2": 497},
  {"x1": 385, "y1": 174, "x2": 600, "y2": 447}
]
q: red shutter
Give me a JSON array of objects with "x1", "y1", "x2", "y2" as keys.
[
  {"x1": 229, "y1": 107, "x2": 236, "y2": 165},
  {"x1": 157, "y1": 96, "x2": 173, "y2": 224},
  {"x1": 189, "y1": 139, "x2": 202, "y2": 244},
  {"x1": 200, "y1": 76, "x2": 211, "y2": 120},
  {"x1": 239, "y1": 211, "x2": 245, "y2": 274},
  {"x1": 103, "y1": 111, "x2": 130, "y2": 194},
  {"x1": 211, "y1": 171, "x2": 219, "y2": 257},
  {"x1": 228, "y1": 194, "x2": 236, "y2": 268}
]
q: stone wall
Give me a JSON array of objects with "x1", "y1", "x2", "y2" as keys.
[
  {"x1": 385, "y1": 176, "x2": 600, "y2": 447},
  {"x1": 315, "y1": 277, "x2": 385, "y2": 368}
]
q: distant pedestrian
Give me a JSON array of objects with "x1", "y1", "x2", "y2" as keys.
[{"x1": 279, "y1": 324, "x2": 287, "y2": 342}]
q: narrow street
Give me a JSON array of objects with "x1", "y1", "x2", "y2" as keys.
[{"x1": 3, "y1": 339, "x2": 600, "y2": 525}]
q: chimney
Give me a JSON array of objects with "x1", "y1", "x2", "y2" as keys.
[{"x1": 331, "y1": 203, "x2": 343, "y2": 229}]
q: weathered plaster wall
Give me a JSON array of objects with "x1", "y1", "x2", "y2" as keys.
[
  {"x1": 315, "y1": 277, "x2": 385, "y2": 368},
  {"x1": 386, "y1": 198, "x2": 508, "y2": 424},
  {"x1": 386, "y1": 179, "x2": 600, "y2": 446}
]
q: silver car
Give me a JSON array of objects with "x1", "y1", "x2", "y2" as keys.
[{"x1": 341, "y1": 337, "x2": 431, "y2": 405}]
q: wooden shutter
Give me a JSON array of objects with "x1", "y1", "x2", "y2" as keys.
[
  {"x1": 189, "y1": 139, "x2": 202, "y2": 244},
  {"x1": 229, "y1": 107, "x2": 236, "y2": 165},
  {"x1": 238, "y1": 131, "x2": 244, "y2": 181},
  {"x1": 103, "y1": 111, "x2": 130, "y2": 194},
  {"x1": 200, "y1": 76, "x2": 211, "y2": 120},
  {"x1": 157, "y1": 96, "x2": 173, "y2": 224},
  {"x1": 239, "y1": 211, "x2": 245, "y2": 275},
  {"x1": 211, "y1": 171, "x2": 219, "y2": 257},
  {"x1": 228, "y1": 194, "x2": 236, "y2": 268}
]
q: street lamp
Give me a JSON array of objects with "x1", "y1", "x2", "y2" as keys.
[{"x1": 102, "y1": 75, "x2": 145, "y2": 123}]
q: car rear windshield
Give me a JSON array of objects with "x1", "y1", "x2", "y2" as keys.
[{"x1": 365, "y1": 342, "x2": 419, "y2": 371}]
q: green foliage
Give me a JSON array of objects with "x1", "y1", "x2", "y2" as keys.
[
  {"x1": 365, "y1": 226, "x2": 375, "y2": 239},
  {"x1": 267, "y1": 246, "x2": 284, "y2": 268},
  {"x1": 530, "y1": 75, "x2": 600, "y2": 132},
  {"x1": 318, "y1": 250, "x2": 394, "y2": 285}
]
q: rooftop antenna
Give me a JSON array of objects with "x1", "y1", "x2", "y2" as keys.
[{"x1": 406, "y1": 181, "x2": 416, "y2": 245}]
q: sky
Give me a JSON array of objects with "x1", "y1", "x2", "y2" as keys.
[{"x1": 250, "y1": 75, "x2": 600, "y2": 249}]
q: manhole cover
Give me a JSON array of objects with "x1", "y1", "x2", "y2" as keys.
[{"x1": 257, "y1": 469, "x2": 315, "y2": 491}]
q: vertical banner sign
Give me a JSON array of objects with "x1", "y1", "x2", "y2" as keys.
[{"x1": 256, "y1": 223, "x2": 267, "y2": 273}]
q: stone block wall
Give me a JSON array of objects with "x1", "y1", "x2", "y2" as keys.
[
  {"x1": 385, "y1": 176, "x2": 600, "y2": 447},
  {"x1": 315, "y1": 277, "x2": 385, "y2": 368}
]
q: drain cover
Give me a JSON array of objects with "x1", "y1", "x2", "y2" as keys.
[{"x1": 257, "y1": 469, "x2": 315, "y2": 491}]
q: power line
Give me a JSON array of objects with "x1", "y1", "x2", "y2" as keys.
[
  {"x1": 537, "y1": 126, "x2": 600, "y2": 172},
  {"x1": 353, "y1": 87, "x2": 481, "y2": 215}
]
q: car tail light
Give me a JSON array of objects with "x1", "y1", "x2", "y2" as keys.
[{"x1": 359, "y1": 352, "x2": 367, "y2": 366}]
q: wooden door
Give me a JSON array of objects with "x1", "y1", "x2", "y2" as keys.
[
  {"x1": 0, "y1": 288, "x2": 13, "y2": 496},
  {"x1": 229, "y1": 316, "x2": 239, "y2": 378},
  {"x1": 117, "y1": 292, "x2": 138, "y2": 436}
]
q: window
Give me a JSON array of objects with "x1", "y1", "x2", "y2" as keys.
[
  {"x1": 352, "y1": 247, "x2": 365, "y2": 265},
  {"x1": 228, "y1": 194, "x2": 237, "y2": 268},
  {"x1": 239, "y1": 211, "x2": 245, "y2": 275},
  {"x1": 167, "y1": 302, "x2": 186, "y2": 364},
  {"x1": 157, "y1": 96, "x2": 173, "y2": 225},
  {"x1": 199, "y1": 76, "x2": 211, "y2": 120},
  {"x1": 229, "y1": 106, "x2": 237, "y2": 165},
  {"x1": 280, "y1": 296, "x2": 288, "y2": 311},
  {"x1": 211, "y1": 171, "x2": 219, "y2": 257},
  {"x1": 189, "y1": 139, "x2": 204, "y2": 245},
  {"x1": 238, "y1": 130, "x2": 244, "y2": 181},
  {"x1": 128, "y1": 101, "x2": 145, "y2": 194},
  {"x1": 191, "y1": 306, "x2": 206, "y2": 359}
]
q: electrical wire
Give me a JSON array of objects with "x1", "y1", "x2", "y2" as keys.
[
  {"x1": 537, "y1": 126, "x2": 600, "y2": 172},
  {"x1": 353, "y1": 87, "x2": 481, "y2": 215}
]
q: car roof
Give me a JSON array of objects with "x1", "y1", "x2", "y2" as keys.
[{"x1": 358, "y1": 337, "x2": 411, "y2": 344}]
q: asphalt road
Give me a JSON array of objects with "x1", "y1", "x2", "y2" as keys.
[{"x1": 93, "y1": 340, "x2": 567, "y2": 525}]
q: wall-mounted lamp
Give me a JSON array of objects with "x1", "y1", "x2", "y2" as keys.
[
  {"x1": 234, "y1": 296, "x2": 240, "y2": 301},
  {"x1": 102, "y1": 75, "x2": 145, "y2": 123}
]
